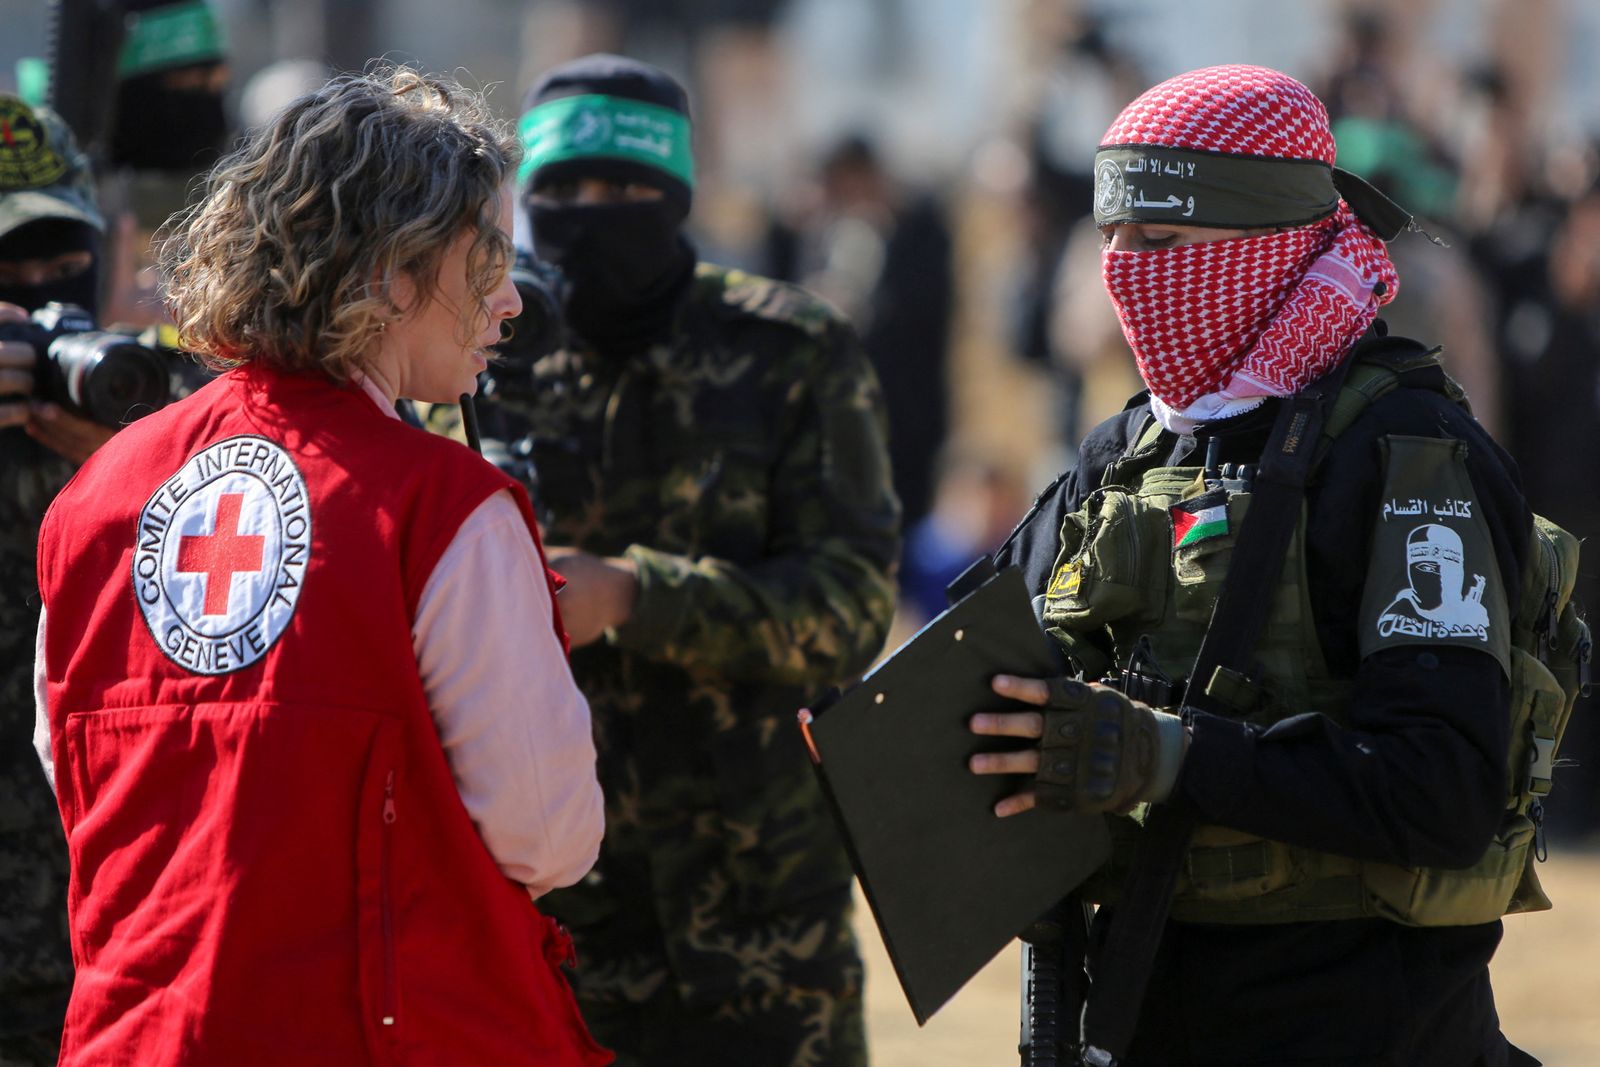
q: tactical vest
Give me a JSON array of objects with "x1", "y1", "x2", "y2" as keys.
[{"x1": 1043, "y1": 343, "x2": 1590, "y2": 926}]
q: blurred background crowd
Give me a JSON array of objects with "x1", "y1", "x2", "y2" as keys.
[{"x1": 6, "y1": 0, "x2": 1600, "y2": 840}]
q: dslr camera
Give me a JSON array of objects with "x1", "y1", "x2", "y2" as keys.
[
  {"x1": 0, "y1": 302, "x2": 171, "y2": 426},
  {"x1": 486, "y1": 250, "x2": 568, "y2": 389},
  {"x1": 473, "y1": 250, "x2": 569, "y2": 514}
]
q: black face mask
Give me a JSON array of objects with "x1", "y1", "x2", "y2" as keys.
[
  {"x1": 529, "y1": 199, "x2": 694, "y2": 356},
  {"x1": 111, "y1": 68, "x2": 228, "y2": 172},
  {"x1": 0, "y1": 262, "x2": 100, "y2": 319},
  {"x1": 0, "y1": 220, "x2": 101, "y2": 318}
]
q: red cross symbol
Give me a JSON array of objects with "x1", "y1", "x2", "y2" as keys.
[{"x1": 177, "y1": 493, "x2": 266, "y2": 615}]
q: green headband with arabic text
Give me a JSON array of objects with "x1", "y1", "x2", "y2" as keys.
[
  {"x1": 117, "y1": 0, "x2": 225, "y2": 78},
  {"x1": 518, "y1": 93, "x2": 694, "y2": 189},
  {"x1": 1092, "y1": 144, "x2": 1412, "y2": 240}
]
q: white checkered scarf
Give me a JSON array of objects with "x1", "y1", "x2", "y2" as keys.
[{"x1": 1099, "y1": 66, "x2": 1399, "y2": 416}]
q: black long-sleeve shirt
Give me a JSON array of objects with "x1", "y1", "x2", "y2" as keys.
[{"x1": 996, "y1": 362, "x2": 1538, "y2": 1066}]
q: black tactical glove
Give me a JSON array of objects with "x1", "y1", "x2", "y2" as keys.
[{"x1": 1034, "y1": 679, "x2": 1187, "y2": 813}]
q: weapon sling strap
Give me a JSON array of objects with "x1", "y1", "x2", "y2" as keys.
[{"x1": 1079, "y1": 354, "x2": 1357, "y2": 1067}]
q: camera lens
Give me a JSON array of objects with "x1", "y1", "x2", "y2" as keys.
[
  {"x1": 48, "y1": 333, "x2": 170, "y2": 426},
  {"x1": 493, "y1": 253, "x2": 567, "y2": 378}
]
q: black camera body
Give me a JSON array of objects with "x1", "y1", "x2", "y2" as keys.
[
  {"x1": 489, "y1": 250, "x2": 568, "y2": 386},
  {"x1": 0, "y1": 302, "x2": 171, "y2": 426},
  {"x1": 468, "y1": 250, "x2": 569, "y2": 519}
]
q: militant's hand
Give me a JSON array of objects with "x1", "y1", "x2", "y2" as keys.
[
  {"x1": 969, "y1": 675, "x2": 1188, "y2": 817},
  {"x1": 1, "y1": 302, "x2": 118, "y2": 462},
  {"x1": 0, "y1": 302, "x2": 32, "y2": 429},
  {"x1": 543, "y1": 547, "x2": 640, "y2": 648},
  {"x1": 27, "y1": 402, "x2": 119, "y2": 463}
]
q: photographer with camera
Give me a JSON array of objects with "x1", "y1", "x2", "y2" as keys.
[
  {"x1": 453, "y1": 54, "x2": 900, "y2": 1066},
  {"x1": 0, "y1": 93, "x2": 121, "y2": 1067},
  {"x1": 0, "y1": 100, "x2": 121, "y2": 460}
]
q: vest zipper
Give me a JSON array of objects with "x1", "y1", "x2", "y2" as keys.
[
  {"x1": 1530, "y1": 797, "x2": 1547, "y2": 862},
  {"x1": 380, "y1": 769, "x2": 398, "y2": 1029}
]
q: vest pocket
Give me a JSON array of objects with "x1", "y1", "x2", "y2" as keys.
[
  {"x1": 1171, "y1": 493, "x2": 1249, "y2": 623},
  {"x1": 1506, "y1": 647, "x2": 1568, "y2": 799},
  {"x1": 1351, "y1": 647, "x2": 1566, "y2": 926},
  {"x1": 379, "y1": 770, "x2": 398, "y2": 1032},
  {"x1": 1043, "y1": 488, "x2": 1169, "y2": 631},
  {"x1": 1178, "y1": 826, "x2": 1300, "y2": 902},
  {"x1": 356, "y1": 725, "x2": 404, "y2": 1062},
  {"x1": 1362, "y1": 814, "x2": 1536, "y2": 926}
]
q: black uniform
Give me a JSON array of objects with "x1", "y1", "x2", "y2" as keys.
[{"x1": 997, "y1": 336, "x2": 1540, "y2": 1067}]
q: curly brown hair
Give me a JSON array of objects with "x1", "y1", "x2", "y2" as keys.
[{"x1": 158, "y1": 66, "x2": 519, "y2": 378}]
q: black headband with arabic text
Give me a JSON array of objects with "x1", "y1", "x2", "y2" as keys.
[{"x1": 1093, "y1": 144, "x2": 1413, "y2": 239}]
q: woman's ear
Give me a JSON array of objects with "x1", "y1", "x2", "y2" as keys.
[{"x1": 384, "y1": 266, "x2": 420, "y2": 320}]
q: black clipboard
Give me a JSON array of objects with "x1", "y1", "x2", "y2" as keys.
[{"x1": 800, "y1": 565, "x2": 1110, "y2": 1024}]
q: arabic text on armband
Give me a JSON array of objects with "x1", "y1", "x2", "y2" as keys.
[
  {"x1": 1376, "y1": 613, "x2": 1489, "y2": 642},
  {"x1": 1381, "y1": 497, "x2": 1474, "y2": 522}
]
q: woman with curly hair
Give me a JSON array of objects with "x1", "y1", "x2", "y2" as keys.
[{"x1": 32, "y1": 68, "x2": 610, "y2": 1066}]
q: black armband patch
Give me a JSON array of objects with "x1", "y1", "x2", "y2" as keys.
[{"x1": 1358, "y1": 435, "x2": 1510, "y2": 673}]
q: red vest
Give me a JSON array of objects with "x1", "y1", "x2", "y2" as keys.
[{"x1": 37, "y1": 367, "x2": 610, "y2": 1066}]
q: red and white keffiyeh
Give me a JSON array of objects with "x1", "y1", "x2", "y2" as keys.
[{"x1": 1098, "y1": 66, "x2": 1399, "y2": 420}]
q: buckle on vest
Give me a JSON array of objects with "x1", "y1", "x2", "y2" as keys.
[
  {"x1": 1203, "y1": 665, "x2": 1268, "y2": 715},
  {"x1": 1107, "y1": 635, "x2": 1185, "y2": 709},
  {"x1": 1528, "y1": 735, "x2": 1557, "y2": 796}
]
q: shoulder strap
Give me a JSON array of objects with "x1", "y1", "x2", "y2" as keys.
[
  {"x1": 1321, "y1": 336, "x2": 1461, "y2": 449},
  {"x1": 1099, "y1": 412, "x2": 1168, "y2": 489},
  {"x1": 1130, "y1": 414, "x2": 1164, "y2": 455},
  {"x1": 1080, "y1": 355, "x2": 1358, "y2": 1066}
]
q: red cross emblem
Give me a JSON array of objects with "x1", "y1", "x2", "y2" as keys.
[{"x1": 177, "y1": 492, "x2": 266, "y2": 615}]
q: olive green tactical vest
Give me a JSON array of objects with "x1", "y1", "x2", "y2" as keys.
[{"x1": 1042, "y1": 345, "x2": 1588, "y2": 926}]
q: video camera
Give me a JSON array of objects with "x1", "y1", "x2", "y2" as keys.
[{"x1": 0, "y1": 302, "x2": 171, "y2": 426}]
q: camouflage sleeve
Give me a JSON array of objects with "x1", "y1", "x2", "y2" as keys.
[
  {"x1": 609, "y1": 318, "x2": 902, "y2": 687},
  {"x1": 0, "y1": 434, "x2": 76, "y2": 1009}
]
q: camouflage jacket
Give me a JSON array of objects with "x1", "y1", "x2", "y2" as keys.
[
  {"x1": 444, "y1": 263, "x2": 900, "y2": 1005},
  {"x1": 0, "y1": 430, "x2": 74, "y2": 1036}
]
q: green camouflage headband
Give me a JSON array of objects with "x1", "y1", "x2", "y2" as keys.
[
  {"x1": 117, "y1": 0, "x2": 225, "y2": 79},
  {"x1": 517, "y1": 93, "x2": 693, "y2": 188}
]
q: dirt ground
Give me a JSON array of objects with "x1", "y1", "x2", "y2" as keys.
[{"x1": 857, "y1": 848, "x2": 1600, "y2": 1066}]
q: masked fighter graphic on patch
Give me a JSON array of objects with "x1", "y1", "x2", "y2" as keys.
[{"x1": 1376, "y1": 524, "x2": 1490, "y2": 642}]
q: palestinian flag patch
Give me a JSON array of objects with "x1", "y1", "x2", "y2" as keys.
[{"x1": 1171, "y1": 489, "x2": 1228, "y2": 549}]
